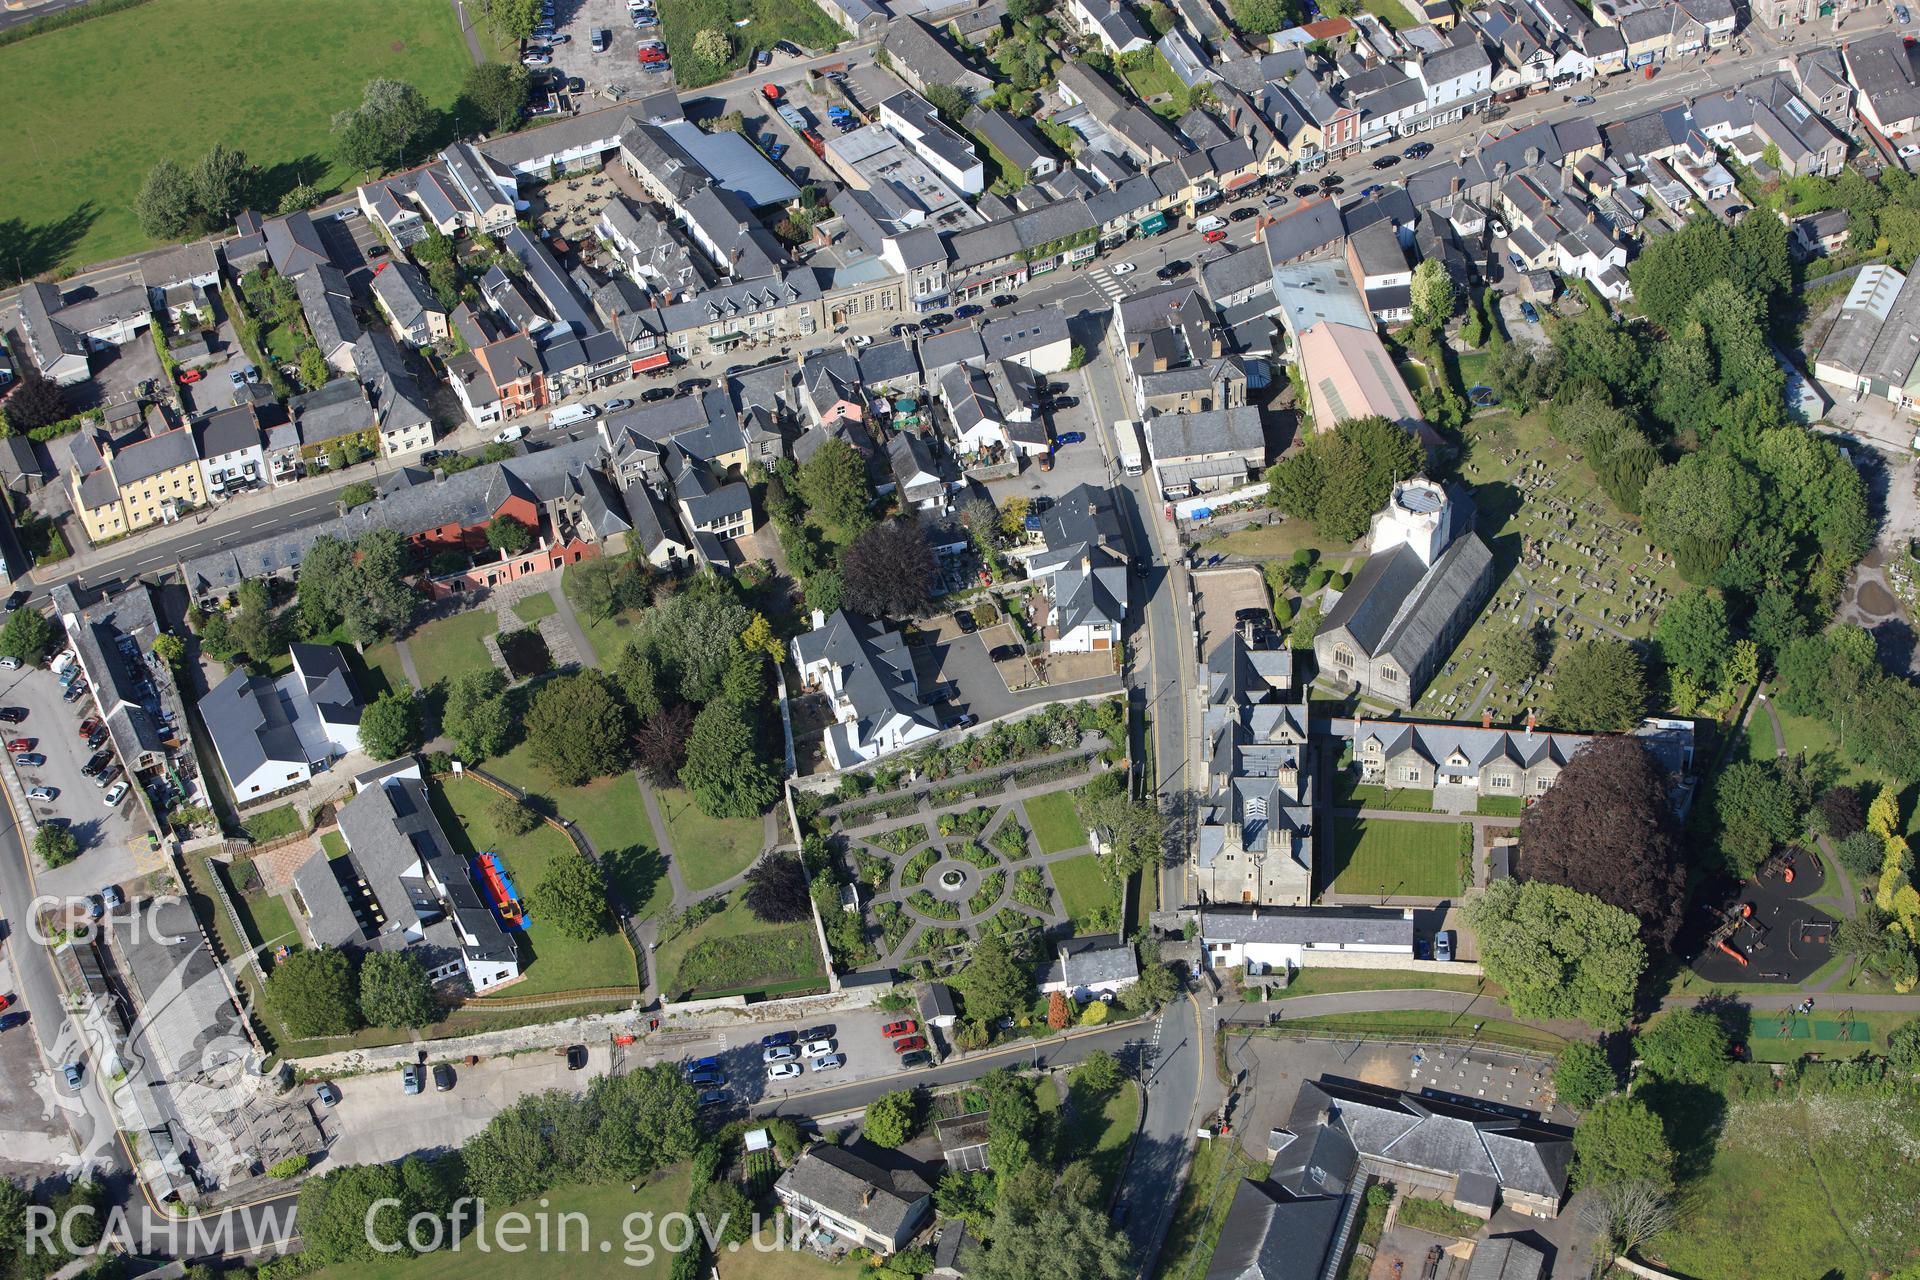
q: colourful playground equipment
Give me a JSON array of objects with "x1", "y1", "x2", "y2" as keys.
[{"x1": 474, "y1": 851, "x2": 526, "y2": 927}]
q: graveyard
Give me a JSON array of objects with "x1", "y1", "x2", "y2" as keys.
[{"x1": 1413, "y1": 410, "x2": 1688, "y2": 723}]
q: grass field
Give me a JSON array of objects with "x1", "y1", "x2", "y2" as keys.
[
  {"x1": 1325, "y1": 817, "x2": 1465, "y2": 897},
  {"x1": 563, "y1": 560, "x2": 646, "y2": 663},
  {"x1": 1270, "y1": 1010, "x2": 1566, "y2": 1054},
  {"x1": 1649, "y1": 1087, "x2": 1920, "y2": 1280},
  {"x1": 658, "y1": 0, "x2": 843, "y2": 89},
  {"x1": 407, "y1": 609, "x2": 500, "y2": 691},
  {"x1": 1154, "y1": 1136, "x2": 1267, "y2": 1280},
  {"x1": 1276, "y1": 968, "x2": 1496, "y2": 999},
  {"x1": 1049, "y1": 853, "x2": 1116, "y2": 929},
  {"x1": 1023, "y1": 790, "x2": 1089, "y2": 854},
  {"x1": 653, "y1": 902, "x2": 825, "y2": 1001},
  {"x1": 485, "y1": 742, "x2": 673, "y2": 920},
  {"x1": 241, "y1": 804, "x2": 304, "y2": 843},
  {"x1": 1194, "y1": 520, "x2": 1344, "y2": 562},
  {"x1": 313, "y1": 1169, "x2": 691, "y2": 1280},
  {"x1": 434, "y1": 777, "x2": 639, "y2": 997},
  {"x1": 358, "y1": 641, "x2": 408, "y2": 697},
  {"x1": 0, "y1": 0, "x2": 472, "y2": 273},
  {"x1": 1050, "y1": 1078, "x2": 1138, "y2": 1205},
  {"x1": 513, "y1": 593, "x2": 558, "y2": 624},
  {"x1": 654, "y1": 786, "x2": 764, "y2": 892}
]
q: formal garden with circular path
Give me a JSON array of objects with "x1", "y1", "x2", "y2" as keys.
[{"x1": 836, "y1": 760, "x2": 1123, "y2": 967}]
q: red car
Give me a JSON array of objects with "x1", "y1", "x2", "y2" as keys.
[
  {"x1": 0, "y1": 994, "x2": 12, "y2": 1011},
  {"x1": 881, "y1": 1019, "x2": 917, "y2": 1039},
  {"x1": 638, "y1": 47, "x2": 666, "y2": 62},
  {"x1": 78, "y1": 718, "x2": 101, "y2": 739},
  {"x1": 1203, "y1": 228, "x2": 1227, "y2": 242},
  {"x1": 5, "y1": 739, "x2": 33, "y2": 754},
  {"x1": 177, "y1": 368, "x2": 204, "y2": 384},
  {"x1": 892, "y1": 1035, "x2": 928, "y2": 1054}
]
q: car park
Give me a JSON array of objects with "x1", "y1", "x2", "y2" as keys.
[
  {"x1": 17, "y1": 754, "x2": 44, "y2": 768},
  {"x1": 686, "y1": 1055, "x2": 721, "y2": 1075},
  {"x1": 63, "y1": 682, "x2": 87, "y2": 703},
  {"x1": 811, "y1": 1053, "x2": 845, "y2": 1071},
  {"x1": 95, "y1": 765, "x2": 123, "y2": 790},
  {"x1": 104, "y1": 781, "x2": 129, "y2": 806},
  {"x1": 402, "y1": 1064, "x2": 424, "y2": 1095},
  {"x1": 892, "y1": 1035, "x2": 927, "y2": 1054},
  {"x1": 767, "y1": 1062, "x2": 803, "y2": 1080},
  {"x1": 78, "y1": 717, "x2": 99, "y2": 738},
  {"x1": 881, "y1": 1019, "x2": 918, "y2": 1039},
  {"x1": 763, "y1": 1045, "x2": 799, "y2": 1064}
]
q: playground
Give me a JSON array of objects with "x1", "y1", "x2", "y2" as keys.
[
  {"x1": 474, "y1": 851, "x2": 529, "y2": 930},
  {"x1": 1687, "y1": 846, "x2": 1834, "y2": 985}
]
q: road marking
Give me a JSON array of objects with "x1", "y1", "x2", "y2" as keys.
[{"x1": 1086, "y1": 267, "x2": 1125, "y2": 303}]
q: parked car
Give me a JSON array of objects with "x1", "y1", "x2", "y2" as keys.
[
  {"x1": 678, "y1": 377, "x2": 712, "y2": 393},
  {"x1": 803, "y1": 1039, "x2": 837, "y2": 1057},
  {"x1": 432, "y1": 1063, "x2": 456, "y2": 1092},
  {"x1": 991, "y1": 293, "x2": 1017, "y2": 307},
  {"x1": 104, "y1": 781, "x2": 129, "y2": 806},
  {"x1": 642, "y1": 386, "x2": 676, "y2": 402},
  {"x1": 1, "y1": 591, "x2": 23, "y2": 612},
  {"x1": 687, "y1": 1068, "x2": 725, "y2": 1086},
  {"x1": 881, "y1": 1019, "x2": 918, "y2": 1039},
  {"x1": 177, "y1": 368, "x2": 204, "y2": 385},
  {"x1": 899, "y1": 1049, "x2": 932, "y2": 1068},
  {"x1": 604, "y1": 398, "x2": 634, "y2": 413},
  {"x1": 1569, "y1": 94, "x2": 1595, "y2": 105},
  {"x1": 1358, "y1": 184, "x2": 1384, "y2": 199},
  {"x1": 1203, "y1": 228, "x2": 1227, "y2": 242},
  {"x1": 63, "y1": 1062, "x2": 83, "y2": 1089},
  {"x1": 94, "y1": 765, "x2": 122, "y2": 790},
  {"x1": 891, "y1": 321, "x2": 920, "y2": 336},
  {"x1": 1293, "y1": 183, "x2": 1318, "y2": 196},
  {"x1": 948, "y1": 712, "x2": 977, "y2": 729},
  {"x1": 0, "y1": 1013, "x2": 30, "y2": 1032},
  {"x1": 1051, "y1": 397, "x2": 1079, "y2": 411},
  {"x1": 62, "y1": 681, "x2": 87, "y2": 703},
  {"x1": 0, "y1": 658, "x2": 17, "y2": 672},
  {"x1": 1403, "y1": 141, "x2": 1433, "y2": 158},
  {"x1": 493, "y1": 425, "x2": 527, "y2": 444},
  {"x1": 1371, "y1": 154, "x2": 1400, "y2": 169},
  {"x1": 368, "y1": 244, "x2": 388, "y2": 257},
  {"x1": 922, "y1": 312, "x2": 953, "y2": 329},
  {"x1": 1519, "y1": 300, "x2": 1540, "y2": 324},
  {"x1": 892, "y1": 1035, "x2": 928, "y2": 1054},
  {"x1": 0, "y1": 708, "x2": 26, "y2": 724},
  {"x1": 78, "y1": 717, "x2": 100, "y2": 739},
  {"x1": 315, "y1": 1082, "x2": 342, "y2": 1107},
  {"x1": 763, "y1": 1045, "x2": 799, "y2": 1063},
  {"x1": 767, "y1": 1062, "x2": 803, "y2": 1080},
  {"x1": 811, "y1": 1053, "x2": 845, "y2": 1071},
  {"x1": 1054, "y1": 430, "x2": 1085, "y2": 446},
  {"x1": 1435, "y1": 930, "x2": 1455, "y2": 963},
  {"x1": 955, "y1": 303, "x2": 984, "y2": 318},
  {"x1": 954, "y1": 610, "x2": 976, "y2": 634},
  {"x1": 1900, "y1": 2, "x2": 1912, "y2": 20},
  {"x1": 5, "y1": 739, "x2": 32, "y2": 754},
  {"x1": 1263, "y1": 194, "x2": 1287, "y2": 207},
  {"x1": 1157, "y1": 260, "x2": 1191, "y2": 279},
  {"x1": 401, "y1": 1064, "x2": 424, "y2": 1095},
  {"x1": 17, "y1": 754, "x2": 45, "y2": 768},
  {"x1": 697, "y1": 1088, "x2": 730, "y2": 1109},
  {"x1": 1228, "y1": 206, "x2": 1258, "y2": 221},
  {"x1": 760, "y1": 1030, "x2": 798, "y2": 1048},
  {"x1": 989, "y1": 644, "x2": 1024, "y2": 662},
  {"x1": 522, "y1": 51, "x2": 552, "y2": 67},
  {"x1": 1112, "y1": 261, "x2": 1137, "y2": 275}
]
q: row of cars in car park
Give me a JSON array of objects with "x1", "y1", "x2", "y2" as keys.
[
  {"x1": 683, "y1": 1020, "x2": 932, "y2": 1110},
  {"x1": 10, "y1": 652, "x2": 132, "y2": 809}
]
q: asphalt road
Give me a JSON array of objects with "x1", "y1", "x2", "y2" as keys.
[{"x1": 0, "y1": 0, "x2": 89, "y2": 34}]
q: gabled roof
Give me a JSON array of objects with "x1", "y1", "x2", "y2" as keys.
[
  {"x1": 1204, "y1": 1180, "x2": 1345, "y2": 1280},
  {"x1": 776, "y1": 1146, "x2": 930, "y2": 1240}
]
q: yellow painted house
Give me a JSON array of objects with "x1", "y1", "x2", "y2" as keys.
[{"x1": 67, "y1": 425, "x2": 206, "y2": 544}]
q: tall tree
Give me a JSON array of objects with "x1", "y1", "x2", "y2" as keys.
[
  {"x1": 442, "y1": 668, "x2": 514, "y2": 760},
  {"x1": 135, "y1": 158, "x2": 200, "y2": 240},
  {"x1": 864, "y1": 1090, "x2": 918, "y2": 1147},
  {"x1": 358, "y1": 690, "x2": 421, "y2": 760},
  {"x1": 797, "y1": 438, "x2": 874, "y2": 536},
  {"x1": 0, "y1": 608, "x2": 58, "y2": 665},
  {"x1": 1547, "y1": 638, "x2": 1647, "y2": 733},
  {"x1": 1573, "y1": 1096, "x2": 1674, "y2": 1189},
  {"x1": 1710, "y1": 759, "x2": 1802, "y2": 879},
  {"x1": 460, "y1": 60, "x2": 530, "y2": 133},
  {"x1": 842, "y1": 518, "x2": 937, "y2": 618},
  {"x1": 357, "y1": 951, "x2": 438, "y2": 1029},
  {"x1": 1461, "y1": 879, "x2": 1645, "y2": 1030},
  {"x1": 1632, "y1": 1008, "x2": 1731, "y2": 1085},
  {"x1": 743, "y1": 854, "x2": 811, "y2": 923},
  {"x1": 0, "y1": 372, "x2": 71, "y2": 434},
  {"x1": 636, "y1": 588, "x2": 753, "y2": 704},
  {"x1": 529, "y1": 849, "x2": 610, "y2": 939},
  {"x1": 1654, "y1": 587, "x2": 1730, "y2": 687},
  {"x1": 267, "y1": 948, "x2": 361, "y2": 1037},
  {"x1": 634, "y1": 702, "x2": 696, "y2": 786},
  {"x1": 1553, "y1": 1040, "x2": 1618, "y2": 1110},
  {"x1": 1409, "y1": 258, "x2": 1455, "y2": 326},
  {"x1": 487, "y1": 515, "x2": 535, "y2": 554},
  {"x1": 1265, "y1": 415, "x2": 1422, "y2": 543},
  {"x1": 1487, "y1": 624, "x2": 1545, "y2": 688},
  {"x1": 953, "y1": 933, "x2": 1033, "y2": 1024},
  {"x1": 1519, "y1": 735, "x2": 1686, "y2": 946},
  {"x1": 526, "y1": 671, "x2": 632, "y2": 785},
  {"x1": 680, "y1": 698, "x2": 780, "y2": 818},
  {"x1": 194, "y1": 143, "x2": 255, "y2": 227},
  {"x1": 334, "y1": 78, "x2": 431, "y2": 173}
]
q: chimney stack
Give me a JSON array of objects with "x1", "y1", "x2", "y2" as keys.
[
  {"x1": 1482, "y1": 708, "x2": 1492, "y2": 729},
  {"x1": 1525, "y1": 710, "x2": 1537, "y2": 736}
]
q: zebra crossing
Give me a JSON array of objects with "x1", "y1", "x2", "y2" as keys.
[{"x1": 1087, "y1": 266, "x2": 1127, "y2": 303}]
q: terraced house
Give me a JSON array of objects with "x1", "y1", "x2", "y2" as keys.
[{"x1": 67, "y1": 424, "x2": 207, "y2": 542}]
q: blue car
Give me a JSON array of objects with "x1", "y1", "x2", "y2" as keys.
[
  {"x1": 1054, "y1": 430, "x2": 1085, "y2": 446},
  {"x1": 688, "y1": 1068, "x2": 725, "y2": 1087},
  {"x1": 761, "y1": 1030, "x2": 798, "y2": 1048},
  {"x1": 955, "y1": 303, "x2": 983, "y2": 318},
  {"x1": 684, "y1": 1055, "x2": 720, "y2": 1074},
  {"x1": 1520, "y1": 301, "x2": 1540, "y2": 324},
  {"x1": 1900, "y1": 3, "x2": 1912, "y2": 21}
]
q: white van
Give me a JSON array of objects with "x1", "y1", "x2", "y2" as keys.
[
  {"x1": 549, "y1": 403, "x2": 600, "y2": 429},
  {"x1": 1194, "y1": 215, "x2": 1227, "y2": 234},
  {"x1": 493, "y1": 425, "x2": 528, "y2": 445}
]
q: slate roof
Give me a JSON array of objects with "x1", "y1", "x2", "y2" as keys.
[
  {"x1": 288, "y1": 377, "x2": 372, "y2": 446},
  {"x1": 1465, "y1": 1238, "x2": 1546, "y2": 1280},
  {"x1": 110, "y1": 427, "x2": 200, "y2": 485},
  {"x1": 1198, "y1": 905, "x2": 1414, "y2": 948},
  {"x1": 297, "y1": 264, "x2": 362, "y2": 355},
  {"x1": 1145, "y1": 406, "x2": 1264, "y2": 463},
  {"x1": 1319, "y1": 532, "x2": 1493, "y2": 673},
  {"x1": 792, "y1": 609, "x2": 939, "y2": 755},
  {"x1": 141, "y1": 240, "x2": 220, "y2": 290},
  {"x1": 196, "y1": 405, "x2": 262, "y2": 461},
  {"x1": 1040, "y1": 933, "x2": 1139, "y2": 989},
  {"x1": 1262, "y1": 198, "x2": 1346, "y2": 264},
  {"x1": 371, "y1": 259, "x2": 443, "y2": 335},
  {"x1": 263, "y1": 210, "x2": 330, "y2": 276},
  {"x1": 777, "y1": 1146, "x2": 931, "y2": 1242},
  {"x1": 1289, "y1": 1077, "x2": 1572, "y2": 1203},
  {"x1": 1204, "y1": 1180, "x2": 1345, "y2": 1280}
]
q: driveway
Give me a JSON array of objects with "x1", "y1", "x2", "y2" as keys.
[
  {"x1": 1496, "y1": 291, "x2": 1546, "y2": 346},
  {"x1": 323, "y1": 1043, "x2": 611, "y2": 1167},
  {"x1": 911, "y1": 619, "x2": 1024, "y2": 722},
  {"x1": 0, "y1": 665, "x2": 144, "y2": 901}
]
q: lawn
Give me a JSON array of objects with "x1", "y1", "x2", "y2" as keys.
[
  {"x1": 319, "y1": 830, "x2": 348, "y2": 860},
  {"x1": 244, "y1": 891, "x2": 300, "y2": 959},
  {"x1": 1649, "y1": 1087, "x2": 1920, "y2": 1280},
  {"x1": 1269, "y1": 1010, "x2": 1567, "y2": 1054},
  {"x1": 1194, "y1": 520, "x2": 1345, "y2": 562},
  {"x1": 0, "y1": 0, "x2": 472, "y2": 274},
  {"x1": 659, "y1": 0, "x2": 844, "y2": 89},
  {"x1": 654, "y1": 786, "x2": 765, "y2": 892},
  {"x1": 563, "y1": 560, "x2": 646, "y2": 664},
  {"x1": 241, "y1": 804, "x2": 304, "y2": 844},
  {"x1": 1324, "y1": 817, "x2": 1465, "y2": 898},
  {"x1": 1049, "y1": 853, "x2": 1117, "y2": 930},
  {"x1": 406, "y1": 609, "x2": 500, "y2": 691},
  {"x1": 1023, "y1": 790, "x2": 1089, "y2": 854},
  {"x1": 433, "y1": 777, "x2": 640, "y2": 997},
  {"x1": 1394, "y1": 1195, "x2": 1484, "y2": 1238},
  {"x1": 1357, "y1": 0, "x2": 1411, "y2": 27},
  {"x1": 313, "y1": 1169, "x2": 691, "y2": 1280},
  {"x1": 652, "y1": 901, "x2": 826, "y2": 1001},
  {"x1": 1153, "y1": 1136, "x2": 1267, "y2": 1280},
  {"x1": 1117, "y1": 50, "x2": 1189, "y2": 118},
  {"x1": 485, "y1": 742, "x2": 673, "y2": 920},
  {"x1": 358, "y1": 640, "x2": 408, "y2": 698},
  {"x1": 1052, "y1": 1078, "x2": 1138, "y2": 1206},
  {"x1": 513, "y1": 593, "x2": 558, "y2": 624},
  {"x1": 1276, "y1": 968, "x2": 1496, "y2": 999}
]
